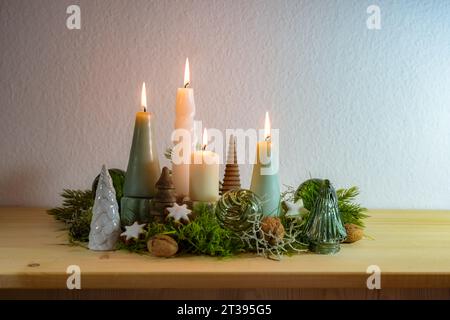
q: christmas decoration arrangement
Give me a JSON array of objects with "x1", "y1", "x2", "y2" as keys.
[
  {"x1": 48, "y1": 60, "x2": 369, "y2": 260},
  {"x1": 49, "y1": 173, "x2": 368, "y2": 259}
]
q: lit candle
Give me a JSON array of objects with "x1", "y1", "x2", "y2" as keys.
[
  {"x1": 250, "y1": 112, "x2": 280, "y2": 216},
  {"x1": 172, "y1": 58, "x2": 196, "y2": 200},
  {"x1": 121, "y1": 82, "x2": 161, "y2": 225},
  {"x1": 189, "y1": 128, "x2": 219, "y2": 202}
]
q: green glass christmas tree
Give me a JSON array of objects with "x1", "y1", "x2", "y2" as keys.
[{"x1": 304, "y1": 180, "x2": 347, "y2": 254}]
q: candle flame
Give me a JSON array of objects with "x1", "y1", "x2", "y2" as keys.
[
  {"x1": 264, "y1": 111, "x2": 271, "y2": 140},
  {"x1": 141, "y1": 82, "x2": 147, "y2": 112},
  {"x1": 202, "y1": 128, "x2": 208, "y2": 150},
  {"x1": 184, "y1": 58, "x2": 190, "y2": 88}
]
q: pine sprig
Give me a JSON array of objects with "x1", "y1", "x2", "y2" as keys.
[
  {"x1": 48, "y1": 189, "x2": 93, "y2": 223},
  {"x1": 336, "y1": 186, "x2": 359, "y2": 201},
  {"x1": 68, "y1": 208, "x2": 92, "y2": 242},
  {"x1": 48, "y1": 189, "x2": 94, "y2": 242},
  {"x1": 336, "y1": 186, "x2": 368, "y2": 227}
]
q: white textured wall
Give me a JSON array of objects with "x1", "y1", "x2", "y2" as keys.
[{"x1": 1, "y1": 0, "x2": 449, "y2": 209}]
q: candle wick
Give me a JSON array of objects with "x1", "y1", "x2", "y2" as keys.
[
  {"x1": 265, "y1": 136, "x2": 271, "y2": 142},
  {"x1": 202, "y1": 144, "x2": 207, "y2": 151},
  {"x1": 184, "y1": 82, "x2": 190, "y2": 88},
  {"x1": 143, "y1": 106, "x2": 147, "y2": 112}
]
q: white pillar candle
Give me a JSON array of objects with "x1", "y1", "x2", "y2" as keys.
[
  {"x1": 189, "y1": 129, "x2": 219, "y2": 202},
  {"x1": 172, "y1": 58, "x2": 196, "y2": 199}
]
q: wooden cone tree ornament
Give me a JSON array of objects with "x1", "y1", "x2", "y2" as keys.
[
  {"x1": 221, "y1": 135, "x2": 241, "y2": 195},
  {"x1": 153, "y1": 167, "x2": 176, "y2": 220}
]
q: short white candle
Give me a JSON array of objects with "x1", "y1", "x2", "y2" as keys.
[{"x1": 189, "y1": 128, "x2": 219, "y2": 202}]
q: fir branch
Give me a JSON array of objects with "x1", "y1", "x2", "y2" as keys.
[
  {"x1": 68, "y1": 208, "x2": 92, "y2": 243},
  {"x1": 336, "y1": 186, "x2": 369, "y2": 227},
  {"x1": 336, "y1": 186, "x2": 359, "y2": 202},
  {"x1": 48, "y1": 189, "x2": 94, "y2": 242},
  {"x1": 48, "y1": 189, "x2": 93, "y2": 223}
]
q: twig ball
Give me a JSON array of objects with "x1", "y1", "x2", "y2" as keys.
[
  {"x1": 260, "y1": 217, "x2": 285, "y2": 245},
  {"x1": 344, "y1": 224, "x2": 364, "y2": 243},
  {"x1": 216, "y1": 189, "x2": 263, "y2": 233},
  {"x1": 147, "y1": 234, "x2": 178, "y2": 257}
]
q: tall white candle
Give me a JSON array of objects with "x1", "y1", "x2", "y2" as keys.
[
  {"x1": 189, "y1": 128, "x2": 220, "y2": 202},
  {"x1": 172, "y1": 58, "x2": 196, "y2": 199}
]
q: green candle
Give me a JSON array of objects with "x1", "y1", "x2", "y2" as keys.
[
  {"x1": 250, "y1": 112, "x2": 280, "y2": 216},
  {"x1": 123, "y1": 111, "x2": 160, "y2": 197},
  {"x1": 121, "y1": 83, "x2": 160, "y2": 225}
]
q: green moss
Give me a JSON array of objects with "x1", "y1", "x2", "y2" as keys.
[
  {"x1": 117, "y1": 203, "x2": 244, "y2": 256},
  {"x1": 149, "y1": 203, "x2": 244, "y2": 256}
]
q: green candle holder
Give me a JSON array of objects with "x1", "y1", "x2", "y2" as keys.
[
  {"x1": 249, "y1": 139, "x2": 280, "y2": 216},
  {"x1": 120, "y1": 197, "x2": 162, "y2": 226},
  {"x1": 250, "y1": 165, "x2": 280, "y2": 216}
]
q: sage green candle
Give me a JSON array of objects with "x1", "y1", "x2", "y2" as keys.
[
  {"x1": 121, "y1": 83, "x2": 160, "y2": 226},
  {"x1": 250, "y1": 112, "x2": 280, "y2": 216},
  {"x1": 123, "y1": 110, "x2": 160, "y2": 198},
  {"x1": 250, "y1": 140, "x2": 280, "y2": 216}
]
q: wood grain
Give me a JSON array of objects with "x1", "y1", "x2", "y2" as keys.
[
  {"x1": 1, "y1": 208, "x2": 450, "y2": 299},
  {"x1": 1, "y1": 289, "x2": 450, "y2": 300}
]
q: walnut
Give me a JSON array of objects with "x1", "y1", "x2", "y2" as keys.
[
  {"x1": 260, "y1": 217, "x2": 285, "y2": 245},
  {"x1": 344, "y1": 223, "x2": 364, "y2": 243},
  {"x1": 147, "y1": 234, "x2": 178, "y2": 257}
]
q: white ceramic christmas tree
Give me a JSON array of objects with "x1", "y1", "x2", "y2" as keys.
[{"x1": 88, "y1": 165, "x2": 121, "y2": 251}]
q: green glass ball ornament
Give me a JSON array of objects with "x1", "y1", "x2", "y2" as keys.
[
  {"x1": 294, "y1": 178, "x2": 324, "y2": 210},
  {"x1": 215, "y1": 189, "x2": 263, "y2": 233}
]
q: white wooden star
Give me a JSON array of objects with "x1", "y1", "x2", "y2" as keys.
[
  {"x1": 284, "y1": 199, "x2": 308, "y2": 217},
  {"x1": 120, "y1": 221, "x2": 146, "y2": 241},
  {"x1": 167, "y1": 203, "x2": 191, "y2": 223}
]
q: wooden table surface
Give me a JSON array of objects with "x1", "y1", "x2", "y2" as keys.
[{"x1": 1, "y1": 207, "x2": 450, "y2": 299}]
